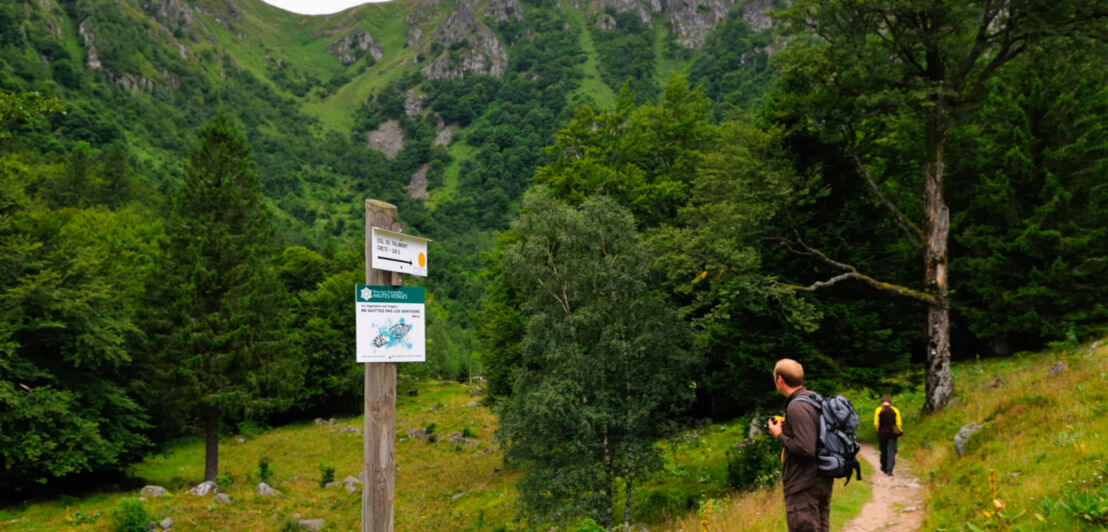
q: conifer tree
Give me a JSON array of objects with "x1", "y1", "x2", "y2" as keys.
[{"x1": 155, "y1": 113, "x2": 298, "y2": 482}]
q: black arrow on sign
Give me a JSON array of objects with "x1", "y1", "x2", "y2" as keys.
[{"x1": 380, "y1": 257, "x2": 412, "y2": 265}]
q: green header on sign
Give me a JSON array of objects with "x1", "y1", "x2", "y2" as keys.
[{"x1": 356, "y1": 285, "x2": 425, "y2": 304}]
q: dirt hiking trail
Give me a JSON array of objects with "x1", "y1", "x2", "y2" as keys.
[{"x1": 841, "y1": 443, "x2": 925, "y2": 532}]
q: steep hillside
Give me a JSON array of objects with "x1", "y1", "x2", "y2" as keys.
[
  {"x1": 4, "y1": 0, "x2": 779, "y2": 303},
  {"x1": 870, "y1": 338, "x2": 1108, "y2": 531}
]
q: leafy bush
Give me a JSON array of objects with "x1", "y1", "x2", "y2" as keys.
[
  {"x1": 1062, "y1": 488, "x2": 1108, "y2": 525},
  {"x1": 726, "y1": 434, "x2": 781, "y2": 492},
  {"x1": 110, "y1": 498, "x2": 152, "y2": 532},
  {"x1": 319, "y1": 464, "x2": 336, "y2": 488},
  {"x1": 258, "y1": 456, "x2": 274, "y2": 483}
]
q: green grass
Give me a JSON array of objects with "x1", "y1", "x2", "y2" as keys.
[
  {"x1": 564, "y1": 5, "x2": 617, "y2": 110},
  {"x1": 887, "y1": 337, "x2": 1108, "y2": 531},
  {"x1": 0, "y1": 378, "x2": 870, "y2": 531}
]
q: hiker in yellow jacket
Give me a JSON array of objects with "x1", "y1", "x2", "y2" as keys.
[{"x1": 873, "y1": 396, "x2": 902, "y2": 476}]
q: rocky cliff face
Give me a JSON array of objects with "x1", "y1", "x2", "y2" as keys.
[
  {"x1": 594, "y1": 0, "x2": 661, "y2": 26},
  {"x1": 483, "y1": 0, "x2": 524, "y2": 22},
  {"x1": 665, "y1": 0, "x2": 739, "y2": 49},
  {"x1": 419, "y1": 4, "x2": 509, "y2": 80},
  {"x1": 327, "y1": 28, "x2": 384, "y2": 65},
  {"x1": 586, "y1": 0, "x2": 768, "y2": 50}
]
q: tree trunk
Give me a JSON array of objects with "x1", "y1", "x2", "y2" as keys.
[
  {"x1": 623, "y1": 460, "x2": 633, "y2": 529},
  {"x1": 922, "y1": 101, "x2": 953, "y2": 412},
  {"x1": 204, "y1": 410, "x2": 219, "y2": 482}
]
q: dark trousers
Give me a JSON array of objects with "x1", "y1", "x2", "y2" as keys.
[
  {"x1": 878, "y1": 434, "x2": 898, "y2": 474},
  {"x1": 784, "y1": 478, "x2": 833, "y2": 532}
]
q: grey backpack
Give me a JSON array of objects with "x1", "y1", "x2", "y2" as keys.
[{"x1": 794, "y1": 393, "x2": 863, "y2": 485}]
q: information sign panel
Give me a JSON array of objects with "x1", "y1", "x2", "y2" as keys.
[
  {"x1": 371, "y1": 228, "x2": 429, "y2": 277},
  {"x1": 356, "y1": 285, "x2": 425, "y2": 363}
]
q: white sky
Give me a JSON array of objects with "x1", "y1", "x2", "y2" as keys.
[{"x1": 260, "y1": 0, "x2": 388, "y2": 15}]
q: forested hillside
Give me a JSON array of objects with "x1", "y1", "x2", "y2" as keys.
[{"x1": 3, "y1": 0, "x2": 1107, "y2": 524}]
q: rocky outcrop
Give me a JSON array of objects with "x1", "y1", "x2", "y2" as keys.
[
  {"x1": 327, "y1": 28, "x2": 383, "y2": 65},
  {"x1": 407, "y1": 27, "x2": 424, "y2": 49},
  {"x1": 483, "y1": 0, "x2": 524, "y2": 22},
  {"x1": 141, "y1": 0, "x2": 198, "y2": 32},
  {"x1": 433, "y1": 125, "x2": 455, "y2": 147},
  {"x1": 407, "y1": 164, "x2": 431, "y2": 199},
  {"x1": 740, "y1": 0, "x2": 774, "y2": 32},
  {"x1": 953, "y1": 423, "x2": 983, "y2": 458},
  {"x1": 366, "y1": 120, "x2": 405, "y2": 159},
  {"x1": 665, "y1": 0, "x2": 740, "y2": 49},
  {"x1": 78, "y1": 20, "x2": 102, "y2": 70},
  {"x1": 404, "y1": 90, "x2": 423, "y2": 118},
  {"x1": 420, "y1": 5, "x2": 508, "y2": 79},
  {"x1": 595, "y1": 0, "x2": 661, "y2": 26}
]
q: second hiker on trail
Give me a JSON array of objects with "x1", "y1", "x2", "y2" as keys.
[
  {"x1": 874, "y1": 395, "x2": 903, "y2": 476},
  {"x1": 769, "y1": 358, "x2": 833, "y2": 532}
]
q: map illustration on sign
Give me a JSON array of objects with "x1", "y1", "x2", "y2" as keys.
[{"x1": 356, "y1": 285, "x2": 425, "y2": 362}]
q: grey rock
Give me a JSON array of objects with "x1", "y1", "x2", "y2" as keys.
[
  {"x1": 740, "y1": 0, "x2": 774, "y2": 32},
  {"x1": 421, "y1": 5, "x2": 508, "y2": 79},
  {"x1": 665, "y1": 0, "x2": 739, "y2": 49},
  {"x1": 187, "y1": 481, "x2": 218, "y2": 496},
  {"x1": 1048, "y1": 362, "x2": 1068, "y2": 375},
  {"x1": 343, "y1": 476, "x2": 361, "y2": 485},
  {"x1": 214, "y1": 493, "x2": 230, "y2": 504},
  {"x1": 447, "y1": 431, "x2": 471, "y2": 444},
  {"x1": 366, "y1": 120, "x2": 405, "y2": 158},
  {"x1": 483, "y1": 0, "x2": 523, "y2": 21},
  {"x1": 328, "y1": 28, "x2": 383, "y2": 65},
  {"x1": 408, "y1": 427, "x2": 430, "y2": 439},
  {"x1": 140, "y1": 485, "x2": 168, "y2": 498},
  {"x1": 159, "y1": 516, "x2": 174, "y2": 529},
  {"x1": 1087, "y1": 341, "x2": 1099, "y2": 354},
  {"x1": 954, "y1": 423, "x2": 983, "y2": 458},
  {"x1": 404, "y1": 91, "x2": 423, "y2": 118},
  {"x1": 256, "y1": 482, "x2": 280, "y2": 496},
  {"x1": 433, "y1": 125, "x2": 455, "y2": 147},
  {"x1": 299, "y1": 519, "x2": 326, "y2": 531},
  {"x1": 345, "y1": 483, "x2": 359, "y2": 494},
  {"x1": 748, "y1": 413, "x2": 765, "y2": 437},
  {"x1": 324, "y1": 481, "x2": 341, "y2": 489}
]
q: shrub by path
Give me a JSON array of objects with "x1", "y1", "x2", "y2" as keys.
[{"x1": 842, "y1": 443, "x2": 924, "y2": 532}]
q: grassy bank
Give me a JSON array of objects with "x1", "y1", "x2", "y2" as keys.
[{"x1": 890, "y1": 337, "x2": 1108, "y2": 531}]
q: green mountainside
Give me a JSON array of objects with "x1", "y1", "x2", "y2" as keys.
[{"x1": 4, "y1": 0, "x2": 1108, "y2": 524}]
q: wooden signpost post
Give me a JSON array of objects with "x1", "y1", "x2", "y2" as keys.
[{"x1": 361, "y1": 199, "x2": 429, "y2": 531}]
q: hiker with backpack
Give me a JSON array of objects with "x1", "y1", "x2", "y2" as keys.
[
  {"x1": 768, "y1": 358, "x2": 834, "y2": 532},
  {"x1": 874, "y1": 395, "x2": 903, "y2": 476}
]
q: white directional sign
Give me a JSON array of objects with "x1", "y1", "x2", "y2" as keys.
[
  {"x1": 371, "y1": 227, "x2": 429, "y2": 277},
  {"x1": 356, "y1": 285, "x2": 425, "y2": 363}
]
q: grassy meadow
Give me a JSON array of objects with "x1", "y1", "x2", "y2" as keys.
[
  {"x1": 0, "y1": 377, "x2": 871, "y2": 531},
  {"x1": 6, "y1": 336, "x2": 1104, "y2": 531}
]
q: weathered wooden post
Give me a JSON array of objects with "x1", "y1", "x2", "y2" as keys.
[{"x1": 364, "y1": 199, "x2": 400, "y2": 531}]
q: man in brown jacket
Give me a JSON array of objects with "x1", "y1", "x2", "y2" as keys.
[{"x1": 768, "y1": 358, "x2": 833, "y2": 532}]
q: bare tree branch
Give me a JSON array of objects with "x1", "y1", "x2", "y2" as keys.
[
  {"x1": 778, "y1": 236, "x2": 936, "y2": 305},
  {"x1": 849, "y1": 150, "x2": 925, "y2": 249}
]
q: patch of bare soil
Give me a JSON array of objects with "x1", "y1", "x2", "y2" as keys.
[{"x1": 841, "y1": 443, "x2": 924, "y2": 532}]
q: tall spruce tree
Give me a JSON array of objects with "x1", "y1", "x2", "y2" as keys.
[{"x1": 155, "y1": 113, "x2": 298, "y2": 482}]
